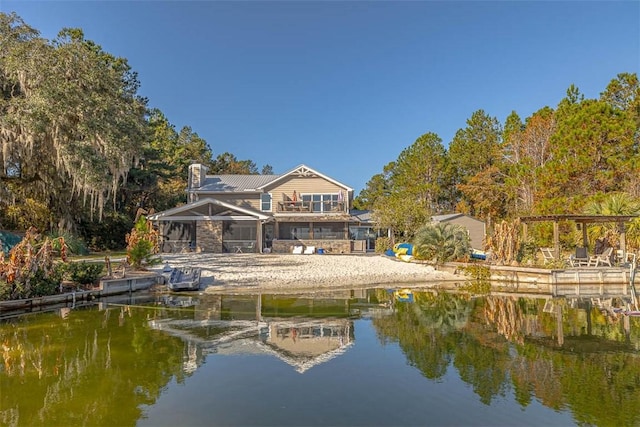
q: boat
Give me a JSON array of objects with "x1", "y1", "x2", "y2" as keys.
[
  {"x1": 470, "y1": 249, "x2": 487, "y2": 260},
  {"x1": 167, "y1": 267, "x2": 202, "y2": 292}
]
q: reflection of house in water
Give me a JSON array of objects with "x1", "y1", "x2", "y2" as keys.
[
  {"x1": 263, "y1": 319, "x2": 352, "y2": 373},
  {"x1": 148, "y1": 293, "x2": 377, "y2": 374}
]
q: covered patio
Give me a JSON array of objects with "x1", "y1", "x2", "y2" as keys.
[
  {"x1": 148, "y1": 197, "x2": 271, "y2": 253},
  {"x1": 519, "y1": 214, "x2": 638, "y2": 262}
]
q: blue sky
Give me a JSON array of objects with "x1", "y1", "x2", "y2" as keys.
[{"x1": 2, "y1": 1, "x2": 639, "y2": 194}]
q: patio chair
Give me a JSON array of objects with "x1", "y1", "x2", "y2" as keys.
[
  {"x1": 588, "y1": 247, "x2": 614, "y2": 267},
  {"x1": 540, "y1": 247, "x2": 555, "y2": 264},
  {"x1": 569, "y1": 247, "x2": 589, "y2": 267}
]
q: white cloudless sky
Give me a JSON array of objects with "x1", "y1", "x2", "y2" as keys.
[{"x1": 3, "y1": 1, "x2": 639, "y2": 193}]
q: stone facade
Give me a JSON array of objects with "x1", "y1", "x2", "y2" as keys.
[{"x1": 196, "y1": 220, "x2": 223, "y2": 253}]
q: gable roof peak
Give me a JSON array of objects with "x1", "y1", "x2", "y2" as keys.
[{"x1": 257, "y1": 164, "x2": 353, "y2": 191}]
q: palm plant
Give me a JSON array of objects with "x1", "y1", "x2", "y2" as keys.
[
  {"x1": 413, "y1": 223, "x2": 470, "y2": 264},
  {"x1": 584, "y1": 192, "x2": 640, "y2": 250}
]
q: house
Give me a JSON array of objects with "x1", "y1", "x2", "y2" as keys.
[
  {"x1": 149, "y1": 163, "x2": 380, "y2": 254},
  {"x1": 431, "y1": 213, "x2": 486, "y2": 250}
]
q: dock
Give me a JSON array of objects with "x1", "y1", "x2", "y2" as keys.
[{"x1": 444, "y1": 263, "x2": 637, "y2": 299}]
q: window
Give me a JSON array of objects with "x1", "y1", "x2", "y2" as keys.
[
  {"x1": 279, "y1": 222, "x2": 310, "y2": 240},
  {"x1": 313, "y1": 223, "x2": 344, "y2": 239},
  {"x1": 223, "y1": 222, "x2": 257, "y2": 240},
  {"x1": 261, "y1": 193, "x2": 272, "y2": 211},
  {"x1": 301, "y1": 193, "x2": 340, "y2": 213}
]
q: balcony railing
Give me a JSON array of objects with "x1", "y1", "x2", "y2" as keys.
[
  {"x1": 276, "y1": 201, "x2": 346, "y2": 213},
  {"x1": 277, "y1": 201, "x2": 312, "y2": 213}
]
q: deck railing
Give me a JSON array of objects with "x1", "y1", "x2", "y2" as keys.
[{"x1": 276, "y1": 201, "x2": 346, "y2": 213}]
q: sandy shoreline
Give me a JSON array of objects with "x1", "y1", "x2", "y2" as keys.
[{"x1": 151, "y1": 253, "x2": 465, "y2": 294}]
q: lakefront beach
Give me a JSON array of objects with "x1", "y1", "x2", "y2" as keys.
[{"x1": 152, "y1": 253, "x2": 464, "y2": 294}]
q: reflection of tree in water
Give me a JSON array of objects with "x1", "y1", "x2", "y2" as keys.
[
  {"x1": 371, "y1": 291, "x2": 640, "y2": 424},
  {"x1": 481, "y1": 296, "x2": 534, "y2": 345},
  {"x1": 372, "y1": 292, "x2": 473, "y2": 380},
  {"x1": 451, "y1": 331, "x2": 510, "y2": 405},
  {"x1": 0, "y1": 306, "x2": 188, "y2": 426}
]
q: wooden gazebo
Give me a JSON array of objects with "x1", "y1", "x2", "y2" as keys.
[{"x1": 519, "y1": 214, "x2": 638, "y2": 260}]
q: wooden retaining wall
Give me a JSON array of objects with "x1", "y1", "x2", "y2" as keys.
[
  {"x1": 0, "y1": 272, "x2": 160, "y2": 313},
  {"x1": 550, "y1": 268, "x2": 631, "y2": 297},
  {"x1": 442, "y1": 263, "x2": 635, "y2": 298}
]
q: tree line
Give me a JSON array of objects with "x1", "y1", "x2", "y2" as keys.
[
  {"x1": 0, "y1": 13, "x2": 271, "y2": 249},
  {"x1": 355, "y1": 73, "x2": 640, "y2": 250},
  {"x1": 2, "y1": 12, "x2": 638, "y2": 253}
]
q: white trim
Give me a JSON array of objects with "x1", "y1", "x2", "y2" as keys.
[{"x1": 260, "y1": 192, "x2": 272, "y2": 212}]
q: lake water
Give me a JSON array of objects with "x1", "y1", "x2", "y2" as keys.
[{"x1": 1, "y1": 288, "x2": 639, "y2": 426}]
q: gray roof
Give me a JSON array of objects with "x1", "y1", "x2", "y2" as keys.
[
  {"x1": 431, "y1": 213, "x2": 466, "y2": 222},
  {"x1": 350, "y1": 210, "x2": 372, "y2": 223},
  {"x1": 197, "y1": 175, "x2": 280, "y2": 192}
]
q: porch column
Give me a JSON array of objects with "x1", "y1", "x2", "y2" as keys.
[{"x1": 257, "y1": 220, "x2": 263, "y2": 253}]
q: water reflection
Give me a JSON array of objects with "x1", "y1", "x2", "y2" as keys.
[
  {"x1": 150, "y1": 294, "x2": 356, "y2": 374},
  {"x1": 1, "y1": 290, "x2": 639, "y2": 426}
]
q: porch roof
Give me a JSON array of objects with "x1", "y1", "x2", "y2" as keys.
[{"x1": 148, "y1": 197, "x2": 271, "y2": 221}]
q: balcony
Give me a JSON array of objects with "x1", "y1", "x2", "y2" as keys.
[
  {"x1": 277, "y1": 201, "x2": 312, "y2": 213},
  {"x1": 276, "y1": 201, "x2": 346, "y2": 213}
]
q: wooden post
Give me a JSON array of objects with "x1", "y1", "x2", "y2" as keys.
[
  {"x1": 553, "y1": 220, "x2": 560, "y2": 259},
  {"x1": 556, "y1": 304, "x2": 564, "y2": 346},
  {"x1": 618, "y1": 221, "x2": 626, "y2": 259}
]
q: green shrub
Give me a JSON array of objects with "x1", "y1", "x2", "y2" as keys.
[
  {"x1": 29, "y1": 266, "x2": 65, "y2": 297},
  {"x1": 63, "y1": 261, "x2": 104, "y2": 285},
  {"x1": 517, "y1": 240, "x2": 538, "y2": 265},
  {"x1": 375, "y1": 236, "x2": 391, "y2": 253},
  {"x1": 0, "y1": 281, "x2": 11, "y2": 300},
  {"x1": 1, "y1": 263, "x2": 65, "y2": 300},
  {"x1": 459, "y1": 264, "x2": 491, "y2": 294}
]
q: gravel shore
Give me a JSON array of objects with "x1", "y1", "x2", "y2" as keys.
[{"x1": 152, "y1": 253, "x2": 464, "y2": 294}]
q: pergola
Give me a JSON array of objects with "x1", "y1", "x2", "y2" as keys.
[{"x1": 519, "y1": 214, "x2": 638, "y2": 260}]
